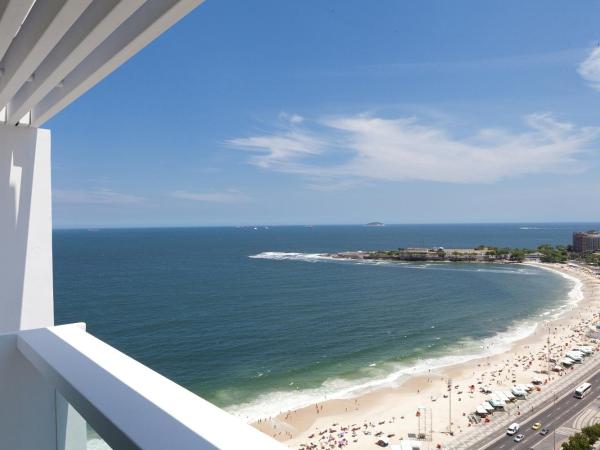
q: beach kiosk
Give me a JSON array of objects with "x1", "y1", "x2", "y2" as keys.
[
  {"x1": 495, "y1": 391, "x2": 510, "y2": 403},
  {"x1": 566, "y1": 351, "x2": 583, "y2": 363},
  {"x1": 475, "y1": 405, "x2": 489, "y2": 417},
  {"x1": 488, "y1": 397, "x2": 506, "y2": 409},
  {"x1": 561, "y1": 357, "x2": 575, "y2": 367},
  {"x1": 482, "y1": 402, "x2": 495, "y2": 413},
  {"x1": 575, "y1": 346, "x2": 593, "y2": 355},
  {"x1": 503, "y1": 390, "x2": 516, "y2": 401},
  {"x1": 511, "y1": 387, "x2": 526, "y2": 398}
]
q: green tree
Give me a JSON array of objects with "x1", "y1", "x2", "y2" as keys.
[
  {"x1": 561, "y1": 423, "x2": 600, "y2": 450},
  {"x1": 510, "y1": 249, "x2": 526, "y2": 262},
  {"x1": 561, "y1": 433, "x2": 589, "y2": 450}
]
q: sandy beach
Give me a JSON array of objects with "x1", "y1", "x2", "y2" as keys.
[{"x1": 252, "y1": 263, "x2": 600, "y2": 450}]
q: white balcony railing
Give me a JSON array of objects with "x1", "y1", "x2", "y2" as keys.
[{"x1": 15, "y1": 323, "x2": 285, "y2": 450}]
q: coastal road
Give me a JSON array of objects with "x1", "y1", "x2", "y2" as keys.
[{"x1": 466, "y1": 368, "x2": 600, "y2": 450}]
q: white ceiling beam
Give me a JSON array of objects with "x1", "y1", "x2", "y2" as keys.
[
  {"x1": 31, "y1": 0, "x2": 204, "y2": 128},
  {"x1": 0, "y1": 0, "x2": 34, "y2": 63},
  {"x1": 0, "y1": 0, "x2": 91, "y2": 118},
  {"x1": 7, "y1": 0, "x2": 147, "y2": 124}
]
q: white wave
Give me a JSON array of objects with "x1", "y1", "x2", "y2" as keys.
[
  {"x1": 249, "y1": 252, "x2": 537, "y2": 275},
  {"x1": 249, "y1": 252, "x2": 338, "y2": 262},
  {"x1": 525, "y1": 263, "x2": 584, "y2": 308},
  {"x1": 562, "y1": 272, "x2": 584, "y2": 306},
  {"x1": 226, "y1": 321, "x2": 538, "y2": 423}
]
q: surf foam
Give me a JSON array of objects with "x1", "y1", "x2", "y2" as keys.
[
  {"x1": 226, "y1": 321, "x2": 538, "y2": 422},
  {"x1": 249, "y1": 251, "x2": 538, "y2": 275}
]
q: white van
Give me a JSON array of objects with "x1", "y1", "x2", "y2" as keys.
[{"x1": 507, "y1": 423, "x2": 520, "y2": 435}]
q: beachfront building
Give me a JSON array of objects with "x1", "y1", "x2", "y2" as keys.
[
  {"x1": 0, "y1": 2, "x2": 284, "y2": 449},
  {"x1": 573, "y1": 230, "x2": 600, "y2": 254},
  {"x1": 524, "y1": 251, "x2": 544, "y2": 261}
]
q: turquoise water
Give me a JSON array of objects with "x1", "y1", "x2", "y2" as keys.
[{"x1": 54, "y1": 224, "x2": 592, "y2": 420}]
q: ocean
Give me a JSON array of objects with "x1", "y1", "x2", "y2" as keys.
[{"x1": 54, "y1": 223, "x2": 595, "y2": 423}]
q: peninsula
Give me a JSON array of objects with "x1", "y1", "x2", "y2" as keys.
[{"x1": 327, "y1": 244, "x2": 570, "y2": 263}]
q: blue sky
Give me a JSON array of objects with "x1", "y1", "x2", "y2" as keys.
[{"x1": 48, "y1": 0, "x2": 600, "y2": 228}]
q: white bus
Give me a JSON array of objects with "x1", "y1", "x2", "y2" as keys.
[{"x1": 575, "y1": 382, "x2": 592, "y2": 399}]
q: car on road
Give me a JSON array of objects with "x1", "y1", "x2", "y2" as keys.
[
  {"x1": 540, "y1": 428, "x2": 549, "y2": 435},
  {"x1": 507, "y1": 423, "x2": 520, "y2": 435},
  {"x1": 532, "y1": 422, "x2": 541, "y2": 430},
  {"x1": 514, "y1": 434, "x2": 525, "y2": 442}
]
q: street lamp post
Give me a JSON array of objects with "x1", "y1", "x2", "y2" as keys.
[
  {"x1": 448, "y1": 378, "x2": 453, "y2": 436},
  {"x1": 547, "y1": 324, "x2": 552, "y2": 382}
]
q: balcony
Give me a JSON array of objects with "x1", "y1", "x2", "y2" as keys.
[{"x1": 1, "y1": 323, "x2": 285, "y2": 449}]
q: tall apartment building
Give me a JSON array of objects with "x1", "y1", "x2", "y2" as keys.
[{"x1": 573, "y1": 230, "x2": 600, "y2": 253}]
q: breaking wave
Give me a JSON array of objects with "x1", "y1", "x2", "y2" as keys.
[
  {"x1": 249, "y1": 251, "x2": 538, "y2": 275},
  {"x1": 226, "y1": 321, "x2": 539, "y2": 422}
]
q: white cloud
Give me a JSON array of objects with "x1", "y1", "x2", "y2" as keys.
[
  {"x1": 578, "y1": 47, "x2": 600, "y2": 90},
  {"x1": 289, "y1": 114, "x2": 304, "y2": 124},
  {"x1": 227, "y1": 130, "x2": 324, "y2": 170},
  {"x1": 171, "y1": 190, "x2": 250, "y2": 203},
  {"x1": 53, "y1": 189, "x2": 144, "y2": 204},
  {"x1": 278, "y1": 111, "x2": 305, "y2": 124},
  {"x1": 228, "y1": 113, "x2": 598, "y2": 185}
]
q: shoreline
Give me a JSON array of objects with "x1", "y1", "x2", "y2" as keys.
[{"x1": 250, "y1": 262, "x2": 600, "y2": 449}]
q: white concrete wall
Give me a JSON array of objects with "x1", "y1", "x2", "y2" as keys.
[
  {"x1": 0, "y1": 331, "x2": 87, "y2": 450},
  {"x1": 0, "y1": 332, "x2": 59, "y2": 450},
  {"x1": 0, "y1": 126, "x2": 86, "y2": 450},
  {"x1": 0, "y1": 125, "x2": 54, "y2": 332}
]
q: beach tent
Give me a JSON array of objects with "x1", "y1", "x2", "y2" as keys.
[
  {"x1": 482, "y1": 402, "x2": 495, "y2": 412},
  {"x1": 561, "y1": 357, "x2": 574, "y2": 367},
  {"x1": 476, "y1": 405, "x2": 488, "y2": 416},
  {"x1": 495, "y1": 391, "x2": 510, "y2": 402},
  {"x1": 571, "y1": 350, "x2": 585, "y2": 358},
  {"x1": 488, "y1": 398, "x2": 505, "y2": 409},
  {"x1": 503, "y1": 390, "x2": 515, "y2": 401},
  {"x1": 511, "y1": 387, "x2": 526, "y2": 397}
]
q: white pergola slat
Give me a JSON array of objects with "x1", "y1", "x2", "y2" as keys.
[
  {"x1": 0, "y1": 0, "x2": 33, "y2": 63},
  {"x1": 7, "y1": 0, "x2": 146, "y2": 124},
  {"x1": 0, "y1": 0, "x2": 91, "y2": 120},
  {"x1": 0, "y1": 0, "x2": 204, "y2": 127}
]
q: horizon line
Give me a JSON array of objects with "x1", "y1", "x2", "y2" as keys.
[{"x1": 52, "y1": 221, "x2": 600, "y2": 231}]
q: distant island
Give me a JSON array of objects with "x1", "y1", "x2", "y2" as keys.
[
  {"x1": 327, "y1": 244, "x2": 573, "y2": 263},
  {"x1": 365, "y1": 222, "x2": 385, "y2": 227}
]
